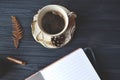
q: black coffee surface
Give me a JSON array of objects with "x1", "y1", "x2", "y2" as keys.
[{"x1": 42, "y1": 12, "x2": 65, "y2": 34}]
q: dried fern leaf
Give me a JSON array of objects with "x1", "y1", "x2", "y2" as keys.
[{"x1": 11, "y1": 16, "x2": 24, "y2": 48}]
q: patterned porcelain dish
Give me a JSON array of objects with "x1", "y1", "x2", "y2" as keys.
[{"x1": 31, "y1": 5, "x2": 77, "y2": 48}]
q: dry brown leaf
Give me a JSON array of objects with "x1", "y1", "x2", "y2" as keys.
[{"x1": 11, "y1": 16, "x2": 24, "y2": 48}]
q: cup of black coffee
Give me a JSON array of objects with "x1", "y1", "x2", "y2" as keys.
[{"x1": 32, "y1": 5, "x2": 77, "y2": 48}]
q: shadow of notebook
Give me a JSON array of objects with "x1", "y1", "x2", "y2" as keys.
[
  {"x1": 25, "y1": 48, "x2": 101, "y2": 80},
  {"x1": 0, "y1": 58, "x2": 14, "y2": 77}
]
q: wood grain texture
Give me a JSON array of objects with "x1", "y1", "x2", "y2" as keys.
[{"x1": 0, "y1": 0, "x2": 120, "y2": 80}]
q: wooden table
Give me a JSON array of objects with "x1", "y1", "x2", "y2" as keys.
[{"x1": 0, "y1": 0, "x2": 120, "y2": 80}]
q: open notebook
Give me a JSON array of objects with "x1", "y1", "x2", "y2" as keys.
[{"x1": 25, "y1": 48, "x2": 101, "y2": 80}]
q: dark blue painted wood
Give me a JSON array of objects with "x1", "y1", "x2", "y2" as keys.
[{"x1": 0, "y1": 0, "x2": 120, "y2": 80}]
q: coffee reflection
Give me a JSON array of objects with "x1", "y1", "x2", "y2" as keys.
[{"x1": 41, "y1": 11, "x2": 65, "y2": 34}]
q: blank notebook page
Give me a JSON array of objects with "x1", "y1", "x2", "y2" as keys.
[{"x1": 40, "y1": 48, "x2": 101, "y2": 80}]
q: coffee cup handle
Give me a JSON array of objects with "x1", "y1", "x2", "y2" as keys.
[
  {"x1": 68, "y1": 12, "x2": 77, "y2": 28},
  {"x1": 68, "y1": 12, "x2": 77, "y2": 18}
]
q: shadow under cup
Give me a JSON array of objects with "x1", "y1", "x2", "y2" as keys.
[{"x1": 37, "y1": 5, "x2": 69, "y2": 36}]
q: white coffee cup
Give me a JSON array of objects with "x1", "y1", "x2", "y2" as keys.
[{"x1": 31, "y1": 5, "x2": 77, "y2": 48}]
